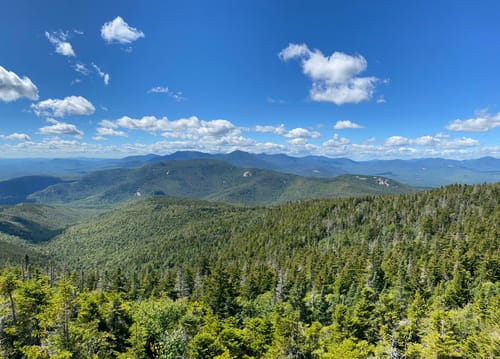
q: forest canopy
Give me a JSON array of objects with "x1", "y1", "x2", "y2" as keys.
[{"x1": 0, "y1": 183, "x2": 499, "y2": 358}]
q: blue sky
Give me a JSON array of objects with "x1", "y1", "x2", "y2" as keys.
[{"x1": 0, "y1": 0, "x2": 499, "y2": 159}]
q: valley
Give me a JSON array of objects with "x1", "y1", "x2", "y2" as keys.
[{"x1": 0, "y1": 152, "x2": 498, "y2": 358}]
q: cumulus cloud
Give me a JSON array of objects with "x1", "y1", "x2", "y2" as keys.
[
  {"x1": 285, "y1": 138, "x2": 319, "y2": 155},
  {"x1": 98, "y1": 115, "x2": 242, "y2": 141},
  {"x1": 383, "y1": 134, "x2": 480, "y2": 150},
  {"x1": 0, "y1": 127, "x2": 493, "y2": 160},
  {"x1": 255, "y1": 124, "x2": 320, "y2": 139},
  {"x1": 0, "y1": 65, "x2": 39, "y2": 102},
  {"x1": 31, "y1": 96, "x2": 95, "y2": 117},
  {"x1": 148, "y1": 86, "x2": 185, "y2": 101},
  {"x1": 323, "y1": 133, "x2": 350, "y2": 147},
  {"x1": 92, "y1": 63, "x2": 110, "y2": 85},
  {"x1": 413, "y1": 135, "x2": 440, "y2": 147},
  {"x1": 445, "y1": 110, "x2": 500, "y2": 132},
  {"x1": 94, "y1": 127, "x2": 127, "y2": 140},
  {"x1": 0, "y1": 133, "x2": 32, "y2": 141},
  {"x1": 285, "y1": 128, "x2": 321, "y2": 139},
  {"x1": 101, "y1": 16, "x2": 145, "y2": 44},
  {"x1": 45, "y1": 31, "x2": 75, "y2": 57},
  {"x1": 114, "y1": 115, "x2": 169, "y2": 133},
  {"x1": 279, "y1": 43, "x2": 311, "y2": 60},
  {"x1": 279, "y1": 43, "x2": 378, "y2": 105},
  {"x1": 384, "y1": 136, "x2": 410, "y2": 147},
  {"x1": 38, "y1": 119, "x2": 83, "y2": 138},
  {"x1": 334, "y1": 120, "x2": 364, "y2": 130},
  {"x1": 440, "y1": 137, "x2": 480, "y2": 149}
]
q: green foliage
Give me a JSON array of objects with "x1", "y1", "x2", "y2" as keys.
[
  {"x1": 0, "y1": 182, "x2": 498, "y2": 357},
  {"x1": 0, "y1": 203, "x2": 83, "y2": 243},
  {"x1": 28, "y1": 159, "x2": 415, "y2": 208}
]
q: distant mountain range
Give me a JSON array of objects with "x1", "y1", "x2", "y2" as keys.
[{"x1": 1, "y1": 151, "x2": 499, "y2": 187}]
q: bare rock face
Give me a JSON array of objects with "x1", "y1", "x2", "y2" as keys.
[{"x1": 376, "y1": 177, "x2": 390, "y2": 187}]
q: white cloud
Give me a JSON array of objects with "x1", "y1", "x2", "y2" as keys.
[
  {"x1": 92, "y1": 63, "x2": 110, "y2": 85},
  {"x1": 0, "y1": 126, "x2": 495, "y2": 160},
  {"x1": 101, "y1": 115, "x2": 242, "y2": 140},
  {"x1": 74, "y1": 62, "x2": 110, "y2": 85},
  {"x1": 31, "y1": 96, "x2": 95, "y2": 117},
  {"x1": 197, "y1": 119, "x2": 239, "y2": 137},
  {"x1": 286, "y1": 138, "x2": 319, "y2": 155},
  {"x1": 38, "y1": 119, "x2": 83, "y2": 138},
  {"x1": 334, "y1": 120, "x2": 364, "y2": 130},
  {"x1": 148, "y1": 86, "x2": 169, "y2": 94},
  {"x1": 255, "y1": 124, "x2": 320, "y2": 139},
  {"x1": 384, "y1": 136, "x2": 410, "y2": 147},
  {"x1": 376, "y1": 95, "x2": 386, "y2": 104},
  {"x1": 285, "y1": 128, "x2": 321, "y2": 139},
  {"x1": 445, "y1": 110, "x2": 500, "y2": 132},
  {"x1": 115, "y1": 115, "x2": 170, "y2": 132},
  {"x1": 413, "y1": 135, "x2": 440, "y2": 147},
  {"x1": 255, "y1": 124, "x2": 287, "y2": 136},
  {"x1": 99, "y1": 119, "x2": 118, "y2": 129},
  {"x1": 74, "y1": 63, "x2": 90, "y2": 75},
  {"x1": 148, "y1": 86, "x2": 185, "y2": 101},
  {"x1": 383, "y1": 134, "x2": 480, "y2": 150},
  {"x1": 0, "y1": 133, "x2": 31, "y2": 141},
  {"x1": 45, "y1": 31, "x2": 75, "y2": 57},
  {"x1": 279, "y1": 43, "x2": 310, "y2": 60},
  {"x1": 279, "y1": 43, "x2": 379, "y2": 105},
  {"x1": 323, "y1": 133, "x2": 350, "y2": 147},
  {"x1": 440, "y1": 137, "x2": 480, "y2": 149},
  {"x1": 0, "y1": 65, "x2": 39, "y2": 102},
  {"x1": 94, "y1": 127, "x2": 127, "y2": 139},
  {"x1": 101, "y1": 16, "x2": 145, "y2": 44},
  {"x1": 287, "y1": 138, "x2": 308, "y2": 146},
  {"x1": 309, "y1": 77, "x2": 377, "y2": 105}
]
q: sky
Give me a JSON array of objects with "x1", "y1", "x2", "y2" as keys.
[{"x1": 1, "y1": 0, "x2": 499, "y2": 160}]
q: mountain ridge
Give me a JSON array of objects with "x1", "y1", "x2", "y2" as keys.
[
  {"x1": 3, "y1": 151, "x2": 498, "y2": 186},
  {"x1": 27, "y1": 158, "x2": 415, "y2": 208}
]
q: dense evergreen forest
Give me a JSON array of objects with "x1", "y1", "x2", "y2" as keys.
[{"x1": 0, "y1": 183, "x2": 499, "y2": 358}]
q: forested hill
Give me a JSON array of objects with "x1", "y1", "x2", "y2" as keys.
[
  {"x1": 28, "y1": 159, "x2": 415, "y2": 207},
  {"x1": 0, "y1": 183, "x2": 498, "y2": 358},
  {"x1": 48, "y1": 182, "x2": 499, "y2": 278}
]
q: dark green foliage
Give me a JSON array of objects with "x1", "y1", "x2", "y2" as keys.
[
  {"x1": 0, "y1": 203, "x2": 83, "y2": 243},
  {"x1": 28, "y1": 159, "x2": 415, "y2": 208},
  {"x1": 0, "y1": 182, "x2": 498, "y2": 357}
]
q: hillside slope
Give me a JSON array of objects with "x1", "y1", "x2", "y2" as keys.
[
  {"x1": 0, "y1": 175, "x2": 63, "y2": 205},
  {"x1": 47, "y1": 183, "x2": 499, "y2": 280},
  {"x1": 0, "y1": 203, "x2": 84, "y2": 242},
  {"x1": 28, "y1": 159, "x2": 414, "y2": 207},
  {"x1": 150, "y1": 151, "x2": 500, "y2": 186},
  {"x1": 2, "y1": 183, "x2": 498, "y2": 358}
]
